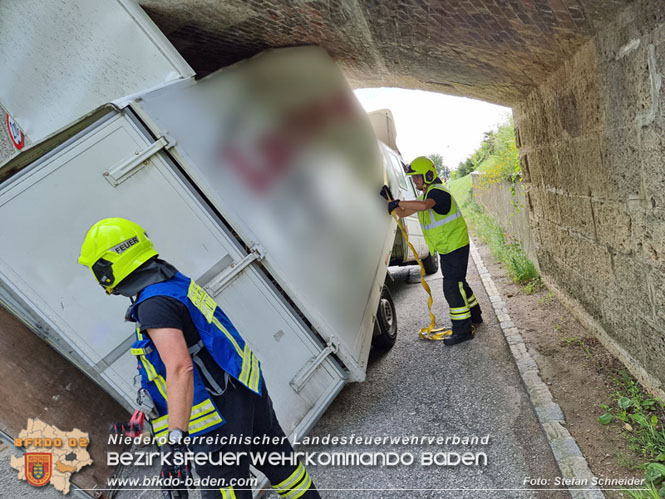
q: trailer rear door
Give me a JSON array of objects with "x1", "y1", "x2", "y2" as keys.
[{"x1": 0, "y1": 109, "x2": 346, "y2": 437}]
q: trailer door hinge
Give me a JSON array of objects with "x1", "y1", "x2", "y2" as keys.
[
  {"x1": 205, "y1": 246, "x2": 266, "y2": 298},
  {"x1": 103, "y1": 136, "x2": 171, "y2": 186}
]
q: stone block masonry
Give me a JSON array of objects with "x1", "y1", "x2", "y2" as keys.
[{"x1": 514, "y1": 0, "x2": 665, "y2": 397}]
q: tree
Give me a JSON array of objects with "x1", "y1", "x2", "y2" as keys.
[
  {"x1": 428, "y1": 153, "x2": 450, "y2": 180},
  {"x1": 453, "y1": 157, "x2": 475, "y2": 179},
  {"x1": 450, "y1": 115, "x2": 520, "y2": 182}
]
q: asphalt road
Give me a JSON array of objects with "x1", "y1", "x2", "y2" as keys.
[
  {"x1": 302, "y1": 262, "x2": 567, "y2": 499},
  {"x1": 2, "y1": 256, "x2": 566, "y2": 499}
]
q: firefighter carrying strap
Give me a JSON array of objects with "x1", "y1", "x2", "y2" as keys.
[
  {"x1": 391, "y1": 212, "x2": 452, "y2": 340},
  {"x1": 384, "y1": 180, "x2": 451, "y2": 341},
  {"x1": 188, "y1": 341, "x2": 229, "y2": 396}
]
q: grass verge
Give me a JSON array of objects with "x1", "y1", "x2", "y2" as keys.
[
  {"x1": 448, "y1": 175, "x2": 540, "y2": 289},
  {"x1": 597, "y1": 370, "x2": 665, "y2": 497},
  {"x1": 560, "y1": 331, "x2": 665, "y2": 496}
]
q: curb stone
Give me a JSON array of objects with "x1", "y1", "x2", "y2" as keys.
[{"x1": 469, "y1": 239, "x2": 605, "y2": 499}]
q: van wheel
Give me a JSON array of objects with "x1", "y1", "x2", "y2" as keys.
[
  {"x1": 372, "y1": 286, "x2": 397, "y2": 350},
  {"x1": 422, "y1": 252, "x2": 439, "y2": 275}
]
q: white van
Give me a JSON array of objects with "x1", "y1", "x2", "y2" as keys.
[{"x1": 370, "y1": 110, "x2": 439, "y2": 276}]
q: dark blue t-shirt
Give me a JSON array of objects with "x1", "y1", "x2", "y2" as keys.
[
  {"x1": 426, "y1": 186, "x2": 452, "y2": 215},
  {"x1": 134, "y1": 296, "x2": 227, "y2": 388}
]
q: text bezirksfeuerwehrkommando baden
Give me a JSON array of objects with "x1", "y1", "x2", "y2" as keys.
[{"x1": 107, "y1": 433, "x2": 491, "y2": 468}]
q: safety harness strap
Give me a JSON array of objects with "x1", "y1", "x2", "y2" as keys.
[{"x1": 188, "y1": 341, "x2": 228, "y2": 397}]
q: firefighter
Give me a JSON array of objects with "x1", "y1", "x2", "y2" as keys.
[
  {"x1": 79, "y1": 218, "x2": 319, "y2": 499},
  {"x1": 387, "y1": 157, "x2": 482, "y2": 345}
]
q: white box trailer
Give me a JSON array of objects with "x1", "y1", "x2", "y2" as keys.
[
  {"x1": 0, "y1": 0, "x2": 194, "y2": 146},
  {"x1": 0, "y1": 47, "x2": 396, "y2": 441}
]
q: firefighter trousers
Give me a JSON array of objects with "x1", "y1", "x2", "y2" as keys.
[
  {"x1": 191, "y1": 376, "x2": 320, "y2": 499},
  {"x1": 440, "y1": 244, "x2": 482, "y2": 335}
]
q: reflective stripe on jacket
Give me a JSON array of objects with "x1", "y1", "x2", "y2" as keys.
[
  {"x1": 129, "y1": 272, "x2": 263, "y2": 439},
  {"x1": 418, "y1": 184, "x2": 469, "y2": 256}
]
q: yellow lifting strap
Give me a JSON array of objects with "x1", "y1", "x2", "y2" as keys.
[
  {"x1": 390, "y1": 211, "x2": 451, "y2": 340},
  {"x1": 383, "y1": 171, "x2": 448, "y2": 340}
]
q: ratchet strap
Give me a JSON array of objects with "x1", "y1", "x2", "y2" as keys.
[
  {"x1": 390, "y1": 211, "x2": 451, "y2": 340},
  {"x1": 383, "y1": 176, "x2": 451, "y2": 340}
]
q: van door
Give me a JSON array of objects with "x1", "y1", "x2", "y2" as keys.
[
  {"x1": 0, "y1": 109, "x2": 346, "y2": 437},
  {"x1": 384, "y1": 148, "x2": 426, "y2": 259}
]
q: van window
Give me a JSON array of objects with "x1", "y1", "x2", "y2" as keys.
[
  {"x1": 382, "y1": 152, "x2": 399, "y2": 190},
  {"x1": 388, "y1": 153, "x2": 408, "y2": 191},
  {"x1": 407, "y1": 175, "x2": 418, "y2": 198}
]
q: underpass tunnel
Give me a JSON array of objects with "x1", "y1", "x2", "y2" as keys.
[
  {"x1": 0, "y1": 3, "x2": 664, "y2": 493},
  {"x1": 136, "y1": 0, "x2": 665, "y2": 396}
]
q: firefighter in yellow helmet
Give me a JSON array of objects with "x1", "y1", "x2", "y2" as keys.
[
  {"x1": 387, "y1": 157, "x2": 482, "y2": 345},
  {"x1": 79, "y1": 218, "x2": 319, "y2": 499}
]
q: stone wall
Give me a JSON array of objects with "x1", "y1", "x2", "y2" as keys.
[
  {"x1": 471, "y1": 172, "x2": 539, "y2": 270},
  {"x1": 514, "y1": 0, "x2": 665, "y2": 397}
]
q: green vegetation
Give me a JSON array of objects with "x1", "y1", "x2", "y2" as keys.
[
  {"x1": 450, "y1": 115, "x2": 524, "y2": 212},
  {"x1": 523, "y1": 278, "x2": 543, "y2": 294},
  {"x1": 448, "y1": 174, "x2": 473, "y2": 206},
  {"x1": 537, "y1": 290, "x2": 556, "y2": 306},
  {"x1": 446, "y1": 114, "x2": 538, "y2": 290},
  {"x1": 428, "y1": 153, "x2": 451, "y2": 180},
  {"x1": 597, "y1": 371, "x2": 665, "y2": 497},
  {"x1": 561, "y1": 336, "x2": 594, "y2": 359},
  {"x1": 625, "y1": 483, "x2": 664, "y2": 499},
  {"x1": 449, "y1": 174, "x2": 539, "y2": 289},
  {"x1": 451, "y1": 114, "x2": 519, "y2": 183}
]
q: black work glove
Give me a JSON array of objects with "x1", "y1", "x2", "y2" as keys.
[
  {"x1": 380, "y1": 184, "x2": 394, "y2": 201},
  {"x1": 160, "y1": 441, "x2": 192, "y2": 499},
  {"x1": 388, "y1": 199, "x2": 401, "y2": 214}
]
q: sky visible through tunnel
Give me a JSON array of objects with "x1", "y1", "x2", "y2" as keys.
[{"x1": 355, "y1": 87, "x2": 511, "y2": 169}]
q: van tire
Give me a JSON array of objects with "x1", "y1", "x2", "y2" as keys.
[
  {"x1": 372, "y1": 286, "x2": 397, "y2": 350},
  {"x1": 422, "y1": 252, "x2": 439, "y2": 275}
]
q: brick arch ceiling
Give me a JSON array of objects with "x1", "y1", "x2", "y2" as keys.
[{"x1": 139, "y1": 0, "x2": 631, "y2": 106}]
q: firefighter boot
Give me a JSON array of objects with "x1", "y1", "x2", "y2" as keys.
[
  {"x1": 471, "y1": 307, "x2": 483, "y2": 325},
  {"x1": 443, "y1": 327, "x2": 474, "y2": 346}
]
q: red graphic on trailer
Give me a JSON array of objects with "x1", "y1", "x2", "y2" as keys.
[{"x1": 6, "y1": 114, "x2": 25, "y2": 150}]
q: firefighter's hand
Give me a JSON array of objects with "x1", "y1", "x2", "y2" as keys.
[
  {"x1": 388, "y1": 199, "x2": 401, "y2": 214},
  {"x1": 380, "y1": 185, "x2": 394, "y2": 201},
  {"x1": 160, "y1": 442, "x2": 191, "y2": 499}
]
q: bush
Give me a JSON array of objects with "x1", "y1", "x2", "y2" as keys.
[{"x1": 451, "y1": 113, "x2": 519, "y2": 183}]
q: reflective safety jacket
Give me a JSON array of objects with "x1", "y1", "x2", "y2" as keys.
[
  {"x1": 418, "y1": 184, "x2": 469, "y2": 256},
  {"x1": 129, "y1": 272, "x2": 263, "y2": 440}
]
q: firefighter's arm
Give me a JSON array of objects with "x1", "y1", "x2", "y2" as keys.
[
  {"x1": 147, "y1": 328, "x2": 194, "y2": 432},
  {"x1": 391, "y1": 198, "x2": 436, "y2": 217}
]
